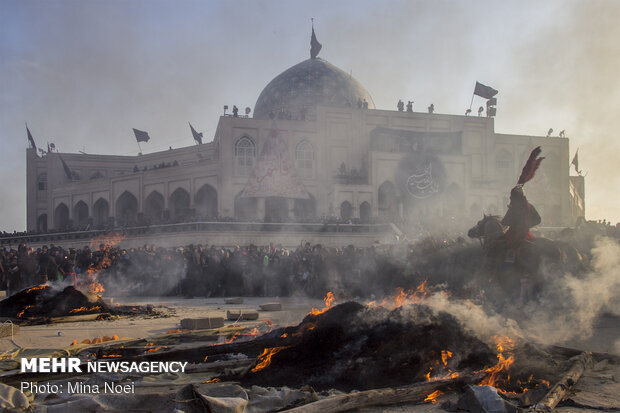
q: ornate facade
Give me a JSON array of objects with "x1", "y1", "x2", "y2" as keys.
[{"x1": 26, "y1": 53, "x2": 584, "y2": 234}]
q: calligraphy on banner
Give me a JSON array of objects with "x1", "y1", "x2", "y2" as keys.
[
  {"x1": 406, "y1": 163, "x2": 440, "y2": 199},
  {"x1": 241, "y1": 129, "x2": 309, "y2": 199},
  {"x1": 396, "y1": 152, "x2": 446, "y2": 201}
]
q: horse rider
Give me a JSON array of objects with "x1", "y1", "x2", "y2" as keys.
[{"x1": 502, "y1": 185, "x2": 541, "y2": 249}]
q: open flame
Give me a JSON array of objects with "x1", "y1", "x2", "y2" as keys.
[
  {"x1": 368, "y1": 280, "x2": 431, "y2": 310},
  {"x1": 88, "y1": 232, "x2": 126, "y2": 250},
  {"x1": 83, "y1": 232, "x2": 125, "y2": 296},
  {"x1": 69, "y1": 305, "x2": 101, "y2": 313},
  {"x1": 424, "y1": 390, "x2": 444, "y2": 403},
  {"x1": 202, "y1": 378, "x2": 221, "y2": 384},
  {"x1": 143, "y1": 345, "x2": 167, "y2": 353},
  {"x1": 17, "y1": 305, "x2": 33, "y2": 318},
  {"x1": 251, "y1": 346, "x2": 289, "y2": 373},
  {"x1": 26, "y1": 285, "x2": 48, "y2": 293},
  {"x1": 478, "y1": 336, "x2": 515, "y2": 389},
  {"x1": 424, "y1": 349, "x2": 460, "y2": 382},
  {"x1": 102, "y1": 354, "x2": 122, "y2": 358},
  {"x1": 310, "y1": 292, "x2": 335, "y2": 315},
  {"x1": 225, "y1": 332, "x2": 242, "y2": 344}
]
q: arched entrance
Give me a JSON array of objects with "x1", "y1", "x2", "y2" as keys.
[
  {"x1": 54, "y1": 203, "x2": 69, "y2": 230},
  {"x1": 116, "y1": 191, "x2": 138, "y2": 227},
  {"x1": 74, "y1": 201, "x2": 89, "y2": 228},
  {"x1": 37, "y1": 214, "x2": 48, "y2": 232},
  {"x1": 340, "y1": 201, "x2": 353, "y2": 221},
  {"x1": 169, "y1": 188, "x2": 190, "y2": 222},
  {"x1": 378, "y1": 181, "x2": 398, "y2": 219},
  {"x1": 195, "y1": 184, "x2": 218, "y2": 220},
  {"x1": 93, "y1": 198, "x2": 109, "y2": 228},
  {"x1": 144, "y1": 191, "x2": 164, "y2": 224},
  {"x1": 359, "y1": 201, "x2": 371, "y2": 223}
]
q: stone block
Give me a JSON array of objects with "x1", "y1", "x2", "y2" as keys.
[
  {"x1": 180, "y1": 317, "x2": 224, "y2": 330},
  {"x1": 225, "y1": 297, "x2": 244, "y2": 304},
  {"x1": 226, "y1": 310, "x2": 259, "y2": 321},
  {"x1": 259, "y1": 303, "x2": 282, "y2": 311}
]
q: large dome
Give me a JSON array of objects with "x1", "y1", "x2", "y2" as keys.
[{"x1": 253, "y1": 58, "x2": 375, "y2": 120}]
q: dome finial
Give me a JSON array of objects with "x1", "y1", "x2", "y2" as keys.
[{"x1": 310, "y1": 19, "x2": 322, "y2": 59}]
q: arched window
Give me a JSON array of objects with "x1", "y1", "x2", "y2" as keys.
[
  {"x1": 235, "y1": 137, "x2": 256, "y2": 176},
  {"x1": 296, "y1": 140, "x2": 314, "y2": 178},
  {"x1": 340, "y1": 201, "x2": 353, "y2": 221},
  {"x1": 38, "y1": 173, "x2": 47, "y2": 191}
]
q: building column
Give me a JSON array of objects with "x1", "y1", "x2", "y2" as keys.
[
  {"x1": 257, "y1": 197, "x2": 265, "y2": 221},
  {"x1": 287, "y1": 198, "x2": 295, "y2": 220}
]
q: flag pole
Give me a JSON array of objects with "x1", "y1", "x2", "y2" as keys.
[
  {"x1": 469, "y1": 92, "x2": 475, "y2": 111},
  {"x1": 136, "y1": 141, "x2": 143, "y2": 155}
]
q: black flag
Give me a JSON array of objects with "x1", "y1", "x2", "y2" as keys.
[
  {"x1": 571, "y1": 150, "x2": 582, "y2": 175},
  {"x1": 474, "y1": 81, "x2": 498, "y2": 99},
  {"x1": 189, "y1": 122, "x2": 203, "y2": 144},
  {"x1": 59, "y1": 155, "x2": 73, "y2": 180},
  {"x1": 133, "y1": 128, "x2": 150, "y2": 143},
  {"x1": 26, "y1": 125, "x2": 37, "y2": 152},
  {"x1": 310, "y1": 27, "x2": 322, "y2": 59}
]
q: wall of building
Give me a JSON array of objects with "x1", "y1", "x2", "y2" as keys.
[{"x1": 26, "y1": 106, "x2": 576, "y2": 233}]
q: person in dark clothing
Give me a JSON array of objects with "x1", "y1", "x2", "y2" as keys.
[{"x1": 502, "y1": 185, "x2": 541, "y2": 248}]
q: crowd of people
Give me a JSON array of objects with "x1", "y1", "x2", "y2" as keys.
[
  {"x1": 0, "y1": 215, "x2": 397, "y2": 240},
  {"x1": 1, "y1": 216, "x2": 618, "y2": 300},
  {"x1": 0, "y1": 237, "x2": 471, "y2": 299}
]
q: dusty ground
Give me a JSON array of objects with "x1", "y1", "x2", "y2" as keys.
[
  {"x1": 0, "y1": 295, "x2": 324, "y2": 352},
  {"x1": 1, "y1": 296, "x2": 619, "y2": 412}
]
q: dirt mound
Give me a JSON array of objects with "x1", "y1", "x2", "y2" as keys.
[
  {"x1": 0, "y1": 285, "x2": 108, "y2": 319},
  {"x1": 242, "y1": 302, "x2": 496, "y2": 391}
]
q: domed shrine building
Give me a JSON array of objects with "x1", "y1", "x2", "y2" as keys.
[{"x1": 26, "y1": 33, "x2": 584, "y2": 234}]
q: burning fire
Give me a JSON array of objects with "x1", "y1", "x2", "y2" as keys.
[
  {"x1": 250, "y1": 346, "x2": 289, "y2": 373},
  {"x1": 17, "y1": 305, "x2": 33, "y2": 318},
  {"x1": 26, "y1": 285, "x2": 48, "y2": 293},
  {"x1": 83, "y1": 232, "x2": 126, "y2": 296},
  {"x1": 424, "y1": 390, "x2": 443, "y2": 403},
  {"x1": 87, "y1": 281, "x2": 105, "y2": 296},
  {"x1": 202, "y1": 378, "x2": 221, "y2": 384},
  {"x1": 69, "y1": 305, "x2": 101, "y2": 313},
  {"x1": 88, "y1": 232, "x2": 126, "y2": 250},
  {"x1": 225, "y1": 332, "x2": 242, "y2": 344},
  {"x1": 424, "y1": 349, "x2": 459, "y2": 381},
  {"x1": 368, "y1": 281, "x2": 431, "y2": 310},
  {"x1": 424, "y1": 390, "x2": 444, "y2": 403},
  {"x1": 102, "y1": 354, "x2": 122, "y2": 358},
  {"x1": 143, "y1": 345, "x2": 167, "y2": 353},
  {"x1": 478, "y1": 336, "x2": 515, "y2": 389},
  {"x1": 310, "y1": 292, "x2": 335, "y2": 315}
]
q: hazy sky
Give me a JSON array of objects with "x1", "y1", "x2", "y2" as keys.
[{"x1": 1, "y1": 0, "x2": 619, "y2": 231}]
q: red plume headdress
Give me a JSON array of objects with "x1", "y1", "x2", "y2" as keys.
[{"x1": 517, "y1": 146, "x2": 545, "y2": 185}]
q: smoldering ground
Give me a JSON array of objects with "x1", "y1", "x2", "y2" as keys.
[{"x1": 347, "y1": 235, "x2": 620, "y2": 351}]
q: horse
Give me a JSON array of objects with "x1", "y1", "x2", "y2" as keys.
[{"x1": 467, "y1": 214, "x2": 585, "y2": 302}]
